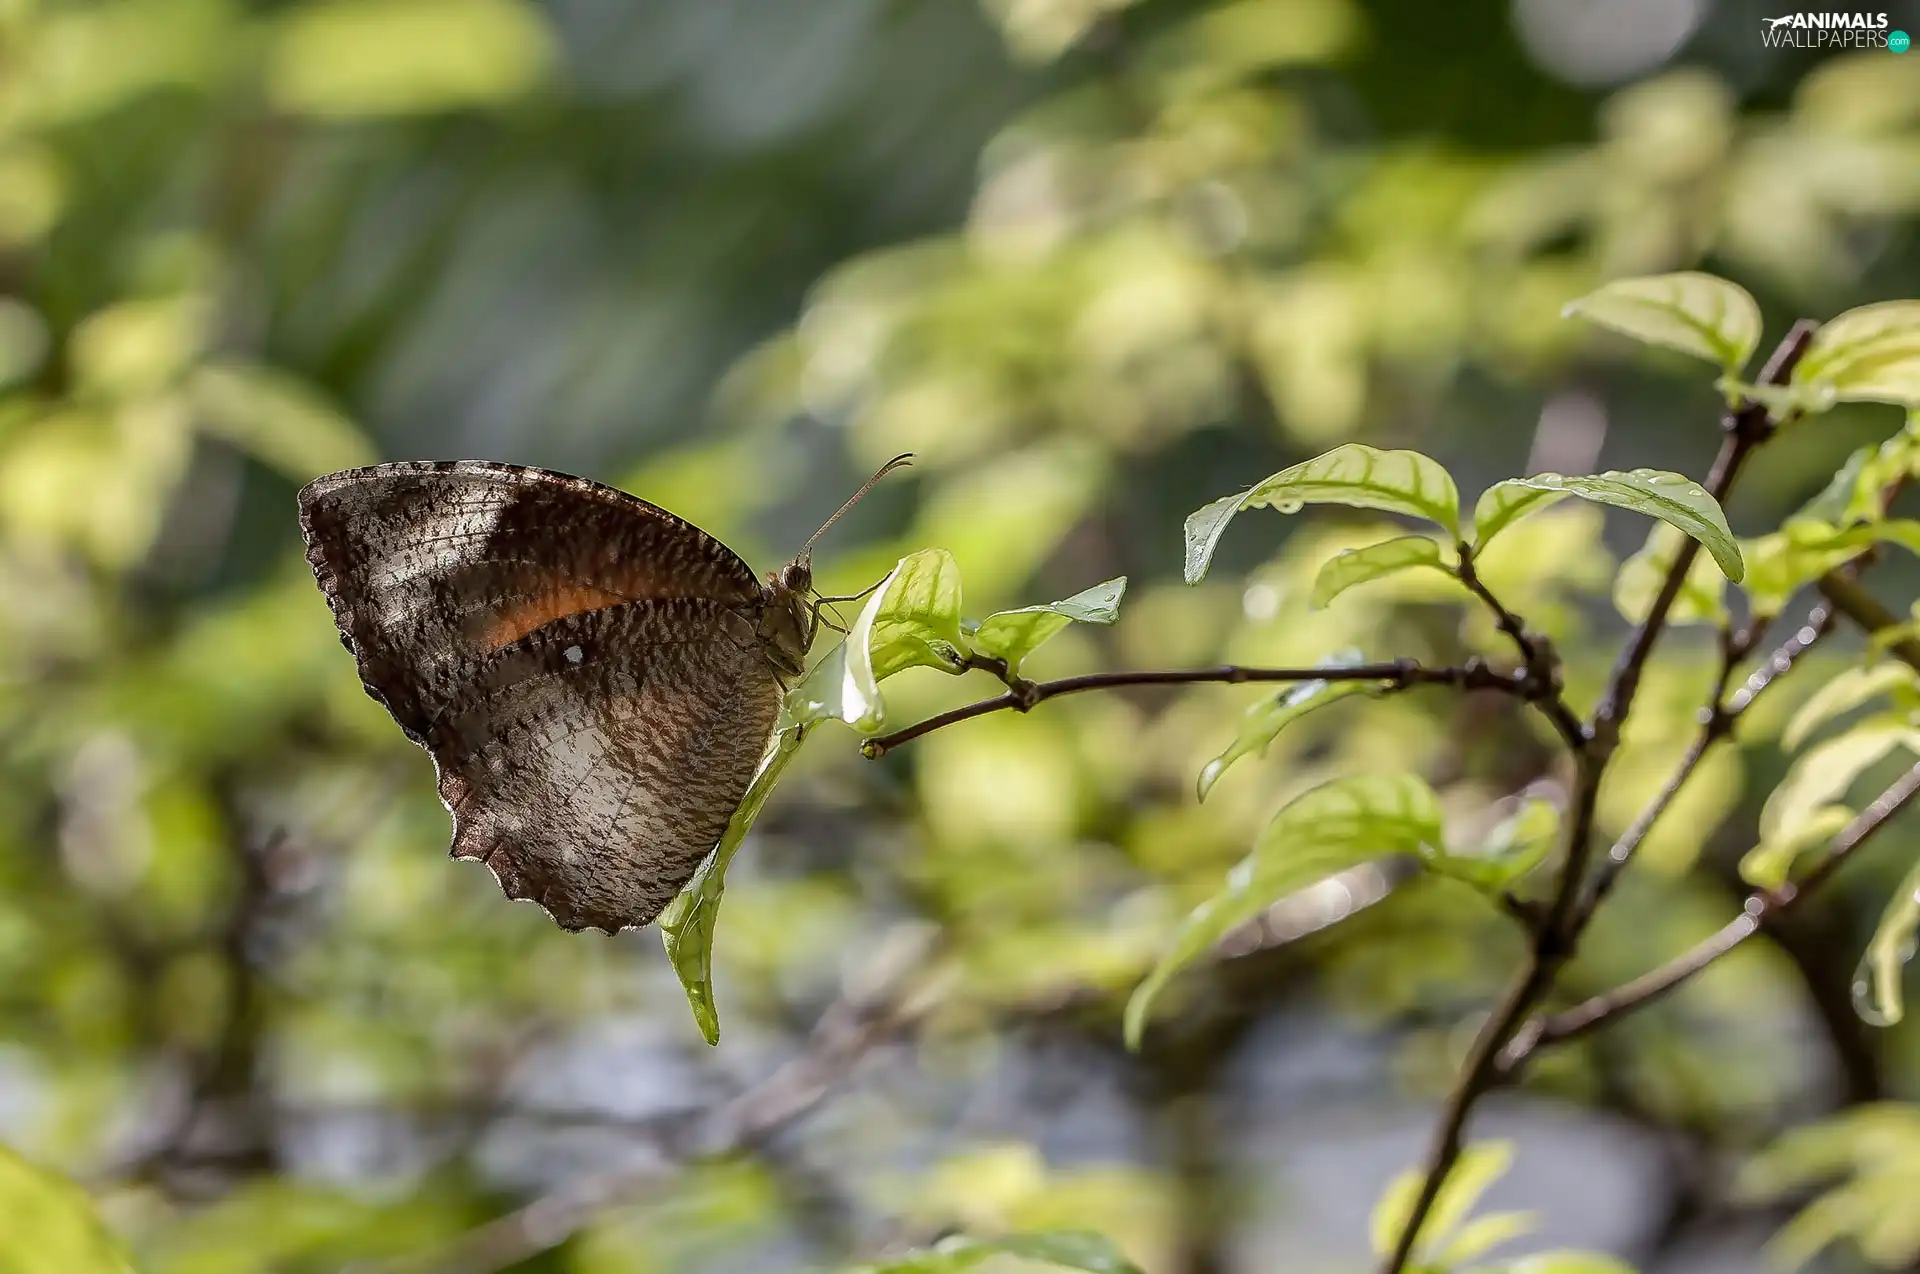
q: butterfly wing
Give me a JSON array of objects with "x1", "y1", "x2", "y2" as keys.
[
  {"x1": 421, "y1": 597, "x2": 782, "y2": 933},
  {"x1": 298, "y1": 460, "x2": 764, "y2": 743}
]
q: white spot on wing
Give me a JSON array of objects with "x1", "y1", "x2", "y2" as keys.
[{"x1": 565, "y1": 644, "x2": 584, "y2": 664}]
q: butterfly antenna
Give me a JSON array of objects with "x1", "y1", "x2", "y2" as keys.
[{"x1": 799, "y1": 453, "x2": 913, "y2": 564}]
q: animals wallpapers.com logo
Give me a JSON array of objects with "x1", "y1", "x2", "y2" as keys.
[{"x1": 1761, "y1": 11, "x2": 1908, "y2": 48}]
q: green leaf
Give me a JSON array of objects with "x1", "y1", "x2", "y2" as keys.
[
  {"x1": 852, "y1": 1231, "x2": 1143, "y2": 1274},
  {"x1": 0, "y1": 1144, "x2": 133, "y2": 1274},
  {"x1": 660, "y1": 725, "x2": 811, "y2": 1045},
  {"x1": 1470, "y1": 482, "x2": 1568, "y2": 548},
  {"x1": 1421, "y1": 797, "x2": 1559, "y2": 892},
  {"x1": 1126, "y1": 774, "x2": 1442, "y2": 1047},
  {"x1": 1310, "y1": 536, "x2": 1448, "y2": 609},
  {"x1": 834, "y1": 549, "x2": 970, "y2": 732},
  {"x1": 1761, "y1": 719, "x2": 1917, "y2": 844},
  {"x1": 1784, "y1": 663, "x2": 1920, "y2": 752},
  {"x1": 1857, "y1": 852, "x2": 1920, "y2": 1026},
  {"x1": 1370, "y1": 1140, "x2": 1515, "y2": 1260},
  {"x1": 1562, "y1": 272, "x2": 1763, "y2": 371},
  {"x1": 1196, "y1": 651, "x2": 1385, "y2": 801},
  {"x1": 1792, "y1": 445, "x2": 1876, "y2": 529},
  {"x1": 1612, "y1": 523, "x2": 1726, "y2": 627},
  {"x1": 1739, "y1": 806, "x2": 1854, "y2": 891},
  {"x1": 1794, "y1": 300, "x2": 1920, "y2": 409},
  {"x1": 1491, "y1": 1253, "x2": 1637, "y2": 1274},
  {"x1": 1490, "y1": 469, "x2": 1743, "y2": 581},
  {"x1": 1741, "y1": 522, "x2": 1881, "y2": 616},
  {"x1": 1183, "y1": 444, "x2": 1461, "y2": 583},
  {"x1": 1440, "y1": 1211, "x2": 1537, "y2": 1265},
  {"x1": 971, "y1": 576, "x2": 1127, "y2": 675}
]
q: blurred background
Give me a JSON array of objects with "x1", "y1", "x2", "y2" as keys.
[{"x1": 5, "y1": 0, "x2": 1920, "y2": 1270}]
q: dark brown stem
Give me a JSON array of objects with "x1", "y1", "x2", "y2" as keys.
[
  {"x1": 860, "y1": 659, "x2": 1528, "y2": 758},
  {"x1": 1456, "y1": 543, "x2": 1586, "y2": 748},
  {"x1": 1579, "y1": 602, "x2": 1834, "y2": 923},
  {"x1": 1819, "y1": 571, "x2": 1920, "y2": 669},
  {"x1": 1376, "y1": 323, "x2": 1816, "y2": 1274},
  {"x1": 1589, "y1": 320, "x2": 1817, "y2": 749},
  {"x1": 1502, "y1": 759, "x2": 1920, "y2": 1063}
]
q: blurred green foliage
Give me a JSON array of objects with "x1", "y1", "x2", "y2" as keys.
[{"x1": 5, "y1": 0, "x2": 1920, "y2": 1270}]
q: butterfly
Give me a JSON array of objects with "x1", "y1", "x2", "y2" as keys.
[{"x1": 297, "y1": 454, "x2": 909, "y2": 934}]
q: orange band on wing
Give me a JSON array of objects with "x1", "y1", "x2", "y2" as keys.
[{"x1": 478, "y1": 583, "x2": 631, "y2": 650}]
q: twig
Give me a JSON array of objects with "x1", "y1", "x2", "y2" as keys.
[
  {"x1": 1502, "y1": 758, "x2": 1920, "y2": 1064},
  {"x1": 1589, "y1": 320, "x2": 1817, "y2": 750},
  {"x1": 1578, "y1": 602, "x2": 1835, "y2": 923},
  {"x1": 1455, "y1": 542, "x2": 1586, "y2": 748},
  {"x1": 860, "y1": 659, "x2": 1531, "y2": 758},
  {"x1": 1376, "y1": 323, "x2": 1816, "y2": 1274},
  {"x1": 1819, "y1": 570, "x2": 1920, "y2": 669}
]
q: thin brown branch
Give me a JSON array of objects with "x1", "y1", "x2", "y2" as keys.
[
  {"x1": 1501, "y1": 758, "x2": 1920, "y2": 1064},
  {"x1": 1819, "y1": 570, "x2": 1920, "y2": 669},
  {"x1": 1590, "y1": 320, "x2": 1817, "y2": 749},
  {"x1": 1376, "y1": 323, "x2": 1816, "y2": 1274},
  {"x1": 1579, "y1": 602, "x2": 1834, "y2": 923},
  {"x1": 860, "y1": 659, "x2": 1530, "y2": 758},
  {"x1": 1455, "y1": 543, "x2": 1586, "y2": 748}
]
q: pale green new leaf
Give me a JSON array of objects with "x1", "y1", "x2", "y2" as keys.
[
  {"x1": 1739, "y1": 806, "x2": 1854, "y2": 891},
  {"x1": 1613, "y1": 523, "x2": 1726, "y2": 626},
  {"x1": 1422, "y1": 798, "x2": 1559, "y2": 892},
  {"x1": 660, "y1": 725, "x2": 811, "y2": 1045},
  {"x1": 1760, "y1": 719, "x2": 1917, "y2": 843},
  {"x1": 971, "y1": 576, "x2": 1127, "y2": 674},
  {"x1": 1196, "y1": 650, "x2": 1384, "y2": 801},
  {"x1": 1126, "y1": 774, "x2": 1442, "y2": 1047},
  {"x1": 1858, "y1": 852, "x2": 1920, "y2": 1026},
  {"x1": 1441, "y1": 1212, "x2": 1538, "y2": 1266},
  {"x1": 1492, "y1": 1253, "x2": 1638, "y2": 1274},
  {"x1": 1794, "y1": 300, "x2": 1920, "y2": 409},
  {"x1": 1741, "y1": 523, "x2": 1881, "y2": 616},
  {"x1": 836, "y1": 549, "x2": 970, "y2": 731},
  {"x1": 1492, "y1": 470, "x2": 1744, "y2": 581},
  {"x1": 1562, "y1": 272, "x2": 1763, "y2": 371},
  {"x1": 1310, "y1": 536, "x2": 1448, "y2": 609},
  {"x1": 1470, "y1": 481, "x2": 1568, "y2": 548},
  {"x1": 1370, "y1": 1140, "x2": 1515, "y2": 1260},
  {"x1": 1183, "y1": 444, "x2": 1461, "y2": 582},
  {"x1": 852, "y1": 1231, "x2": 1143, "y2": 1274},
  {"x1": 1784, "y1": 663, "x2": 1920, "y2": 752},
  {"x1": 0, "y1": 1144, "x2": 133, "y2": 1274}
]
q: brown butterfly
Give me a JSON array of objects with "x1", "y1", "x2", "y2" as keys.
[{"x1": 298, "y1": 454, "x2": 910, "y2": 934}]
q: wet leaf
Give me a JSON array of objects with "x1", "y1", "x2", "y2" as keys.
[
  {"x1": 1126, "y1": 774, "x2": 1442, "y2": 1047},
  {"x1": 1421, "y1": 797, "x2": 1558, "y2": 892},
  {"x1": 971, "y1": 576, "x2": 1126, "y2": 675},
  {"x1": 1196, "y1": 650, "x2": 1384, "y2": 800},
  {"x1": 1184, "y1": 445, "x2": 1460, "y2": 583},
  {"x1": 1490, "y1": 469, "x2": 1743, "y2": 581}
]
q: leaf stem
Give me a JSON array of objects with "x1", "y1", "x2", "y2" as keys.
[
  {"x1": 1501, "y1": 758, "x2": 1920, "y2": 1064},
  {"x1": 1375, "y1": 322, "x2": 1816, "y2": 1274},
  {"x1": 1577, "y1": 601, "x2": 1834, "y2": 924},
  {"x1": 859, "y1": 659, "x2": 1530, "y2": 758},
  {"x1": 1454, "y1": 542, "x2": 1586, "y2": 748}
]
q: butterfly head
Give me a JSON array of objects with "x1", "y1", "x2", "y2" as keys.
[{"x1": 755, "y1": 454, "x2": 912, "y2": 680}]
